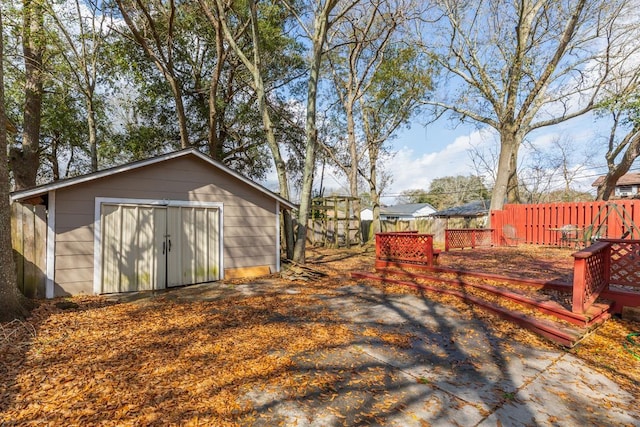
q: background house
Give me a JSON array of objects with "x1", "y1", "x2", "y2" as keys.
[
  {"x1": 430, "y1": 200, "x2": 490, "y2": 225},
  {"x1": 10, "y1": 149, "x2": 294, "y2": 298},
  {"x1": 592, "y1": 173, "x2": 640, "y2": 198},
  {"x1": 360, "y1": 208, "x2": 373, "y2": 221},
  {"x1": 380, "y1": 203, "x2": 436, "y2": 220}
]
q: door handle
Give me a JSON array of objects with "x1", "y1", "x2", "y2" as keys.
[{"x1": 168, "y1": 239, "x2": 172, "y2": 252}]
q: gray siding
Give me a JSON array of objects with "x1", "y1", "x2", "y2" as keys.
[{"x1": 53, "y1": 156, "x2": 278, "y2": 295}]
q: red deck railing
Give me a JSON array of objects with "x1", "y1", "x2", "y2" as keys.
[
  {"x1": 572, "y1": 239, "x2": 640, "y2": 313},
  {"x1": 445, "y1": 228, "x2": 493, "y2": 251},
  {"x1": 376, "y1": 230, "x2": 638, "y2": 315},
  {"x1": 606, "y1": 239, "x2": 640, "y2": 288},
  {"x1": 572, "y1": 242, "x2": 611, "y2": 314},
  {"x1": 375, "y1": 232, "x2": 439, "y2": 268}
]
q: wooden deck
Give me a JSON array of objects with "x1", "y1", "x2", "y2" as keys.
[
  {"x1": 357, "y1": 242, "x2": 616, "y2": 347},
  {"x1": 351, "y1": 264, "x2": 612, "y2": 347}
]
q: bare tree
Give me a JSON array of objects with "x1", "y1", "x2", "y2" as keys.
[
  {"x1": 468, "y1": 134, "x2": 500, "y2": 188},
  {"x1": 324, "y1": 0, "x2": 429, "y2": 237},
  {"x1": 200, "y1": 0, "x2": 295, "y2": 258},
  {"x1": 48, "y1": 0, "x2": 113, "y2": 171},
  {"x1": 548, "y1": 136, "x2": 598, "y2": 195},
  {"x1": 423, "y1": 0, "x2": 637, "y2": 212},
  {"x1": 283, "y1": 0, "x2": 360, "y2": 263},
  {"x1": 595, "y1": 72, "x2": 640, "y2": 200}
]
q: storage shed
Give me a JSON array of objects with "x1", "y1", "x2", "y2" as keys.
[{"x1": 10, "y1": 149, "x2": 295, "y2": 298}]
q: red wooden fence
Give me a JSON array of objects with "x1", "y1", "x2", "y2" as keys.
[{"x1": 491, "y1": 200, "x2": 640, "y2": 246}]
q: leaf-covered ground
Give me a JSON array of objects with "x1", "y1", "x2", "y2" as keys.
[
  {"x1": 1, "y1": 244, "x2": 638, "y2": 425},
  {"x1": 309, "y1": 244, "x2": 640, "y2": 395}
]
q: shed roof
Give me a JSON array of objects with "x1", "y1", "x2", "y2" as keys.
[
  {"x1": 431, "y1": 200, "x2": 490, "y2": 218},
  {"x1": 592, "y1": 173, "x2": 640, "y2": 187},
  {"x1": 10, "y1": 148, "x2": 296, "y2": 209}
]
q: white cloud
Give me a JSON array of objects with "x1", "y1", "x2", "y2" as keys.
[{"x1": 382, "y1": 127, "x2": 497, "y2": 203}]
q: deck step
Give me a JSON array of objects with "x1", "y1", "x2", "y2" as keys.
[
  {"x1": 350, "y1": 270, "x2": 611, "y2": 348},
  {"x1": 374, "y1": 268, "x2": 611, "y2": 328}
]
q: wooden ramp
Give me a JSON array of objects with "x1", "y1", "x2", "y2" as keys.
[{"x1": 351, "y1": 265, "x2": 613, "y2": 348}]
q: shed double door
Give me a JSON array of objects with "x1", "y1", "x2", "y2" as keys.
[{"x1": 101, "y1": 204, "x2": 220, "y2": 293}]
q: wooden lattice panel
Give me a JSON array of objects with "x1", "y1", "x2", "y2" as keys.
[
  {"x1": 447, "y1": 231, "x2": 471, "y2": 249},
  {"x1": 583, "y1": 251, "x2": 608, "y2": 307},
  {"x1": 445, "y1": 229, "x2": 493, "y2": 250},
  {"x1": 377, "y1": 234, "x2": 430, "y2": 261},
  {"x1": 609, "y1": 242, "x2": 640, "y2": 288},
  {"x1": 376, "y1": 232, "x2": 436, "y2": 265}
]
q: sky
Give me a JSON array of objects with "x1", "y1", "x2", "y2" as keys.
[{"x1": 312, "y1": 111, "x2": 613, "y2": 206}]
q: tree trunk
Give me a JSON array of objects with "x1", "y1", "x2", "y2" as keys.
[
  {"x1": 208, "y1": 18, "x2": 225, "y2": 161},
  {"x1": 87, "y1": 100, "x2": 98, "y2": 171},
  {"x1": 216, "y1": 0, "x2": 299, "y2": 260},
  {"x1": 0, "y1": 11, "x2": 28, "y2": 321},
  {"x1": 506, "y1": 141, "x2": 521, "y2": 203},
  {"x1": 368, "y1": 143, "x2": 381, "y2": 235},
  {"x1": 293, "y1": 3, "x2": 336, "y2": 263},
  {"x1": 50, "y1": 136, "x2": 60, "y2": 180},
  {"x1": 346, "y1": 98, "x2": 361, "y2": 245},
  {"x1": 13, "y1": 0, "x2": 45, "y2": 190},
  {"x1": 490, "y1": 128, "x2": 520, "y2": 212},
  {"x1": 596, "y1": 132, "x2": 640, "y2": 200},
  {"x1": 168, "y1": 76, "x2": 190, "y2": 149}
]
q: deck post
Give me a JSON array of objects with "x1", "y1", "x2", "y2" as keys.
[
  {"x1": 445, "y1": 230, "x2": 450, "y2": 252},
  {"x1": 572, "y1": 257, "x2": 587, "y2": 314}
]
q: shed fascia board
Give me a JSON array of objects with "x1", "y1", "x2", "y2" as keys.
[{"x1": 10, "y1": 149, "x2": 296, "y2": 210}]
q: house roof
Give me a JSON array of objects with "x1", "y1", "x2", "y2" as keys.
[
  {"x1": 381, "y1": 203, "x2": 436, "y2": 217},
  {"x1": 592, "y1": 173, "x2": 640, "y2": 187},
  {"x1": 431, "y1": 200, "x2": 490, "y2": 218},
  {"x1": 10, "y1": 148, "x2": 296, "y2": 209}
]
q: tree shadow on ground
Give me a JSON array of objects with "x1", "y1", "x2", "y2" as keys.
[{"x1": 1, "y1": 252, "x2": 636, "y2": 425}]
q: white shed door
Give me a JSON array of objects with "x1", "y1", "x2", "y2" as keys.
[
  {"x1": 101, "y1": 204, "x2": 220, "y2": 293},
  {"x1": 166, "y1": 206, "x2": 220, "y2": 287}
]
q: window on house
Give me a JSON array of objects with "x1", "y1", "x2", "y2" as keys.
[{"x1": 618, "y1": 185, "x2": 633, "y2": 196}]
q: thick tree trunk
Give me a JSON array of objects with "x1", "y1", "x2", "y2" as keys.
[
  {"x1": 0, "y1": 11, "x2": 28, "y2": 321},
  {"x1": 293, "y1": 4, "x2": 334, "y2": 263},
  {"x1": 13, "y1": 0, "x2": 45, "y2": 190},
  {"x1": 506, "y1": 141, "x2": 521, "y2": 204},
  {"x1": 490, "y1": 128, "x2": 521, "y2": 212}
]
